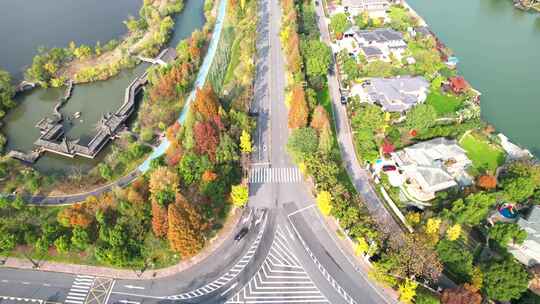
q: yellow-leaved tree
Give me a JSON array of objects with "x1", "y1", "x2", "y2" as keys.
[
  {"x1": 398, "y1": 279, "x2": 418, "y2": 304},
  {"x1": 355, "y1": 237, "x2": 370, "y2": 256},
  {"x1": 231, "y1": 184, "x2": 249, "y2": 207},
  {"x1": 316, "y1": 191, "x2": 332, "y2": 216},
  {"x1": 240, "y1": 130, "x2": 252, "y2": 153},
  {"x1": 425, "y1": 217, "x2": 442, "y2": 235},
  {"x1": 446, "y1": 224, "x2": 462, "y2": 241}
]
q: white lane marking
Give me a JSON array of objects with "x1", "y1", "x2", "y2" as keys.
[
  {"x1": 64, "y1": 300, "x2": 83, "y2": 304},
  {"x1": 220, "y1": 282, "x2": 239, "y2": 296},
  {"x1": 118, "y1": 301, "x2": 140, "y2": 304},
  {"x1": 124, "y1": 285, "x2": 145, "y2": 290}
]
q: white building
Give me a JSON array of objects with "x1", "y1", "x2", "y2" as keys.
[
  {"x1": 391, "y1": 138, "x2": 473, "y2": 201},
  {"x1": 341, "y1": 0, "x2": 391, "y2": 18},
  {"x1": 345, "y1": 28, "x2": 407, "y2": 62},
  {"x1": 350, "y1": 76, "x2": 429, "y2": 112},
  {"x1": 510, "y1": 206, "x2": 540, "y2": 267}
]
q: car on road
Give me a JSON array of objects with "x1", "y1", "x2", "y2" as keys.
[
  {"x1": 340, "y1": 95, "x2": 347, "y2": 105},
  {"x1": 235, "y1": 227, "x2": 249, "y2": 241},
  {"x1": 382, "y1": 165, "x2": 397, "y2": 172}
]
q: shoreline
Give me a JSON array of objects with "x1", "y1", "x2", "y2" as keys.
[
  {"x1": 402, "y1": 0, "x2": 534, "y2": 160},
  {"x1": 24, "y1": 0, "x2": 184, "y2": 87}
]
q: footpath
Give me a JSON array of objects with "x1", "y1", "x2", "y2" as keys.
[{"x1": 1, "y1": 208, "x2": 242, "y2": 280}]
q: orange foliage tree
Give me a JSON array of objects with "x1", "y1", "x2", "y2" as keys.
[
  {"x1": 194, "y1": 121, "x2": 220, "y2": 161},
  {"x1": 441, "y1": 284, "x2": 482, "y2": 304},
  {"x1": 192, "y1": 85, "x2": 219, "y2": 121},
  {"x1": 310, "y1": 105, "x2": 331, "y2": 132},
  {"x1": 288, "y1": 85, "x2": 309, "y2": 129},
  {"x1": 151, "y1": 200, "x2": 169, "y2": 238},
  {"x1": 202, "y1": 170, "x2": 218, "y2": 182},
  {"x1": 57, "y1": 203, "x2": 94, "y2": 228},
  {"x1": 149, "y1": 63, "x2": 192, "y2": 103},
  {"x1": 477, "y1": 175, "x2": 497, "y2": 190},
  {"x1": 167, "y1": 193, "x2": 206, "y2": 258}
]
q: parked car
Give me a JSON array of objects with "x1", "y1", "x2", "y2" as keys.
[
  {"x1": 340, "y1": 96, "x2": 347, "y2": 105},
  {"x1": 235, "y1": 227, "x2": 249, "y2": 241},
  {"x1": 382, "y1": 165, "x2": 397, "y2": 172}
]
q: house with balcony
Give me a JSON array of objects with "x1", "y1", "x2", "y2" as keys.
[{"x1": 353, "y1": 28, "x2": 407, "y2": 61}]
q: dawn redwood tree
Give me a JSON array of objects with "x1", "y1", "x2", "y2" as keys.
[
  {"x1": 194, "y1": 121, "x2": 220, "y2": 161},
  {"x1": 167, "y1": 194, "x2": 206, "y2": 258},
  {"x1": 151, "y1": 200, "x2": 168, "y2": 238},
  {"x1": 288, "y1": 85, "x2": 309, "y2": 129},
  {"x1": 193, "y1": 85, "x2": 220, "y2": 121}
]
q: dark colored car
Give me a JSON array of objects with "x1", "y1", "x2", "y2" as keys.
[
  {"x1": 315, "y1": 0, "x2": 319, "y2": 5},
  {"x1": 382, "y1": 165, "x2": 397, "y2": 172},
  {"x1": 340, "y1": 96, "x2": 347, "y2": 105},
  {"x1": 235, "y1": 227, "x2": 249, "y2": 241}
]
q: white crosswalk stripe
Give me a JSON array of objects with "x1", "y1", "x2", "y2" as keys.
[
  {"x1": 248, "y1": 167, "x2": 302, "y2": 184},
  {"x1": 226, "y1": 227, "x2": 329, "y2": 303},
  {"x1": 64, "y1": 275, "x2": 95, "y2": 304}
]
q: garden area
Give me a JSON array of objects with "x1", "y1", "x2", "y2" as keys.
[
  {"x1": 459, "y1": 132, "x2": 506, "y2": 175},
  {"x1": 425, "y1": 90, "x2": 463, "y2": 116}
]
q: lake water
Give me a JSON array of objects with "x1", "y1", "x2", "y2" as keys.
[
  {"x1": 0, "y1": 0, "x2": 205, "y2": 174},
  {"x1": 407, "y1": 0, "x2": 540, "y2": 156},
  {"x1": 0, "y1": 0, "x2": 141, "y2": 80}
]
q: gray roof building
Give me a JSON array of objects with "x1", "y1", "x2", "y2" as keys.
[
  {"x1": 510, "y1": 206, "x2": 540, "y2": 266},
  {"x1": 363, "y1": 76, "x2": 429, "y2": 112},
  {"x1": 356, "y1": 28, "x2": 404, "y2": 44}
]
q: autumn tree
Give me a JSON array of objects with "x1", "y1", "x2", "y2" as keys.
[
  {"x1": 167, "y1": 194, "x2": 206, "y2": 258},
  {"x1": 316, "y1": 191, "x2": 332, "y2": 216},
  {"x1": 477, "y1": 175, "x2": 497, "y2": 190},
  {"x1": 288, "y1": 85, "x2": 309, "y2": 129},
  {"x1": 386, "y1": 233, "x2": 443, "y2": 282},
  {"x1": 231, "y1": 184, "x2": 249, "y2": 207},
  {"x1": 240, "y1": 130, "x2": 252, "y2": 153},
  {"x1": 310, "y1": 105, "x2": 331, "y2": 132},
  {"x1": 194, "y1": 121, "x2": 220, "y2": 161},
  {"x1": 151, "y1": 201, "x2": 169, "y2": 238},
  {"x1": 192, "y1": 85, "x2": 219, "y2": 121},
  {"x1": 441, "y1": 284, "x2": 482, "y2": 304},
  {"x1": 57, "y1": 203, "x2": 94, "y2": 228}
]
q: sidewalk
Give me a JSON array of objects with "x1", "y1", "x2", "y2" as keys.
[{"x1": 2, "y1": 208, "x2": 242, "y2": 280}]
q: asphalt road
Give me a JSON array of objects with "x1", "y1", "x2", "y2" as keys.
[{"x1": 0, "y1": 0, "x2": 401, "y2": 302}]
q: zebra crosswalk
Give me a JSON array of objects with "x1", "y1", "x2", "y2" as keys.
[
  {"x1": 248, "y1": 167, "x2": 302, "y2": 184},
  {"x1": 226, "y1": 227, "x2": 328, "y2": 304},
  {"x1": 64, "y1": 275, "x2": 94, "y2": 304}
]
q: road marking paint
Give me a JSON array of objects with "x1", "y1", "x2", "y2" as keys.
[
  {"x1": 124, "y1": 285, "x2": 145, "y2": 290},
  {"x1": 220, "y1": 282, "x2": 238, "y2": 296}
]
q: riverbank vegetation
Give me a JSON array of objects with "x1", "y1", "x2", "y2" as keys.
[
  {"x1": 25, "y1": 0, "x2": 185, "y2": 87},
  {"x1": 327, "y1": 2, "x2": 537, "y2": 303},
  {"x1": 0, "y1": 0, "x2": 259, "y2": 270},
  {"x1": 0, "y1": 69, "x2": 15, "y2": 151}
]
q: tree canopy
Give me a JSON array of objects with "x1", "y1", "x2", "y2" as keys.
[
  {"x1": 482, "y1": 258, "x2": 530, "y2": 302},
  {"x1": 301, "y1": 40, "x2": 332, "y2": 78}
]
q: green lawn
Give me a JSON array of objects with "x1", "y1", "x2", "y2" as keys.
[
  {"x1": 460, "y1": 133, "x2": 505, "y2": 174},
  {"x1": 425, "y1": 91, "x2": 463, "y2": 116}
]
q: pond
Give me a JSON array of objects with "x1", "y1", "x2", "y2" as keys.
[
  {"x1": 407, "y1": 0, "x2": 540, "y2": 157},
  {"x1": 0, "y1": 0, "x2": 205, "y2": 174}
]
